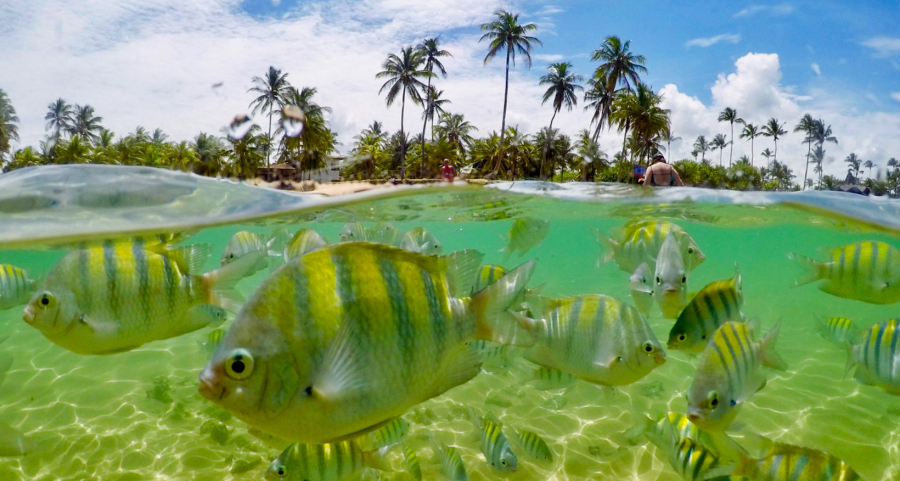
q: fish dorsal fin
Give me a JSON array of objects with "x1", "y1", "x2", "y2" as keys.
[
  {"x1": 443, "y1": 250, "x2": 485, "y2": 298},
  {"x1": 313, "y1": 312, "x2": 373, "y2": 403},
  {"x1": 162, "y1": 243, "x2": 212, "y2": 274}
]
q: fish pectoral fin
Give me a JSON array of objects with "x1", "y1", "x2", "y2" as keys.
[
  {"x1": 78, "y1": 315, "x2": 119, "y2": 337},
  {"x1": 593, "y1": 354, "x2": 619, "y2": 371},
  {"x1": 740, "y1": 375, "x2": 768, "y2": 403},
  {"x1": 163, "y1": 243, "x2": 213, "y2": 275},
  {"x1": 312, "y1": 315, "x2": 372, "y2": 403}
]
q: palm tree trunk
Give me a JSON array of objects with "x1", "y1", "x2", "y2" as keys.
[
  {"x1": 266, "y1": 112, "x2": 273, "y2": 167},
  {"x1": 773, "y1": 139, "x2": 778, "y2": 165},
  {"x1": 729, "y1": 122, "x2": 734, "y2": 167},
  {"x1": 750, "y1": 137, "x2": 754, "y2": 167},
  {"x1": 400, "y1": 85, "x2": 407, "y2": 181},
  {"x1": 541, "y1": 111, "x2": 558, "y2": 181},
  {"x1": 803, "y1": 140, "x2": 811, "y2": 190},
  {"x1": 421, "y1": 76, "x2": 432, "y2": 179},
  {"x1": 489, "y1": 47, "x2": 511, "y2": 180},
  {"x1": 616, "y1": 122, "x2": 630, "y2": 183}
]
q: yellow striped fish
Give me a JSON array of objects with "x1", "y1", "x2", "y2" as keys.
[
  {"x1": 357, "y1": 417, "x2": 409, "y2": 451},
  {"x1": 265, "y1": 440, "x2": 390, "y2": 481},
  {"x1": 467, "y1": 408, "x2": 516, "y2": 472},
  {"x1": 629, "y1": 262, "x2": 654, "y2": 317},
  {"x1": 0, "y1": 264, "x2": 38, "y2": 311},
  {"x1": 501, "y1": 218, "x2": 549, "y2": 258},
  {"x1": 401, "y1": 443, "x2": 422, "y2": 481},
  {"x1": 339, "y1": 222, "x2": 402, "y2": 246},
  {"x1": 221, "y1": 228, "x2": 288, "y2": 267},
  {"x1": 530, "y1": 366, "x2": 577, "y2": 390},
  {"x1": 595, "y1": 220, "x2": 705, "y2": 274},
  {"x1": 283, "y1": 229, "x2": 327, "y2": 262},
  {"x1": 668, "y1": 272, "x2": 744, "y2": 354},
  {"x1": 513, "y1": 295, "x2": 666, "y2": 387},
  {"x1": 466, "y1": 340, "x2": 510, "y2": 369},
  {"x1": 789, "y1": 241, "x2": 900, "y2": 304},
  {"x1": 636, "y1": 412, "x2": 746, "y2": 467},
  {"x1": 203, "y1": 328, "x2": 227, "y2": 357},
  {"x1": 687, "y1": 321, "x2": 787, "y2": 432},
  {"x1": 473, "y1": 265, "x2": 507, "y2": 293},
  {"x1": 846, "y1": 319, "x2": 900, "y2": 395},
  {"x1": 732, "y1": 442, "x2": 860, "y2": 481},
  {"x1": 430, "y1": 440, "x2": 468, "y2": 481},
  {"x1": 817, "y1": 316, "x2": 856, "y2": 345},
  {"x1": 399, "y1": 227, "x2": 443, "y2": 256},
  {"x1": 512, "y1": 428, "x2": 553, "y2": 462},
  {"x1": 199, "y1": 243, "x2": 536, "y2": 443},
  {"x1": 23, "y1": 242, "x2": 261, "y2": 355}
]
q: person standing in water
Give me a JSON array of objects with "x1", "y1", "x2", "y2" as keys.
[
  {"x1": 643, "y1": 154, "x2": 684, "y2": 187},
  {"x1": 441, "y1": 159, "x2": 455, "y2": 182}
]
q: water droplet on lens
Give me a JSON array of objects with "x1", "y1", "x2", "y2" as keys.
[
  {"x1": 227, "y1": 114, "x2": 254, "y2": 140},
  {"x1": 280, "y1": 105, "x2": 306, "y2": 138}
]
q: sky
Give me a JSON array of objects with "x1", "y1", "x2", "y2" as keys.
[{"x1": 1, "y1": 0, "x2": 899, "y2": 181}]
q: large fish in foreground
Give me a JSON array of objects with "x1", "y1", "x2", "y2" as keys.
[
  {"x1": 512, "y1": 294, "x2": 666, "y2": 386},
  {"x1": 595, "y1": 220, "x2": 705, "y2": 274},
  {"x1": 789, "y1": 241, "x2": 900, "y2": 304},
  {"x1": 199, "y1": 242, "x2": 535, "y2": 443},
  {"x1": 23, "y1": 242, "x2": 261, "y2": 355},
  {"x1": 845, "y1": 318, "x2": 900, "y2": 395},
  {"x1": 687, "y1": 321, "x2": 786, "y2": 432}
]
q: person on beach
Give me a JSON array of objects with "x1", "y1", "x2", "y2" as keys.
[
  {"x1": 643, "y1": 154, "x2": 684, "y2": 187},
  {"x1": 441, "y1": 159, "x2": 455, "y2": 182}
]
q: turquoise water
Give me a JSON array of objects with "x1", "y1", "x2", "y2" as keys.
[{"x1": 1, "y1": 167, "x2": 899, "y2": 480}]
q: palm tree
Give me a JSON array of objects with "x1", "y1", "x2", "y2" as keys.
[
  {"x1": 419, "y1": 87, "x2": 450, "y2": 177},
  {"x1": 480, "y1": 9, "x2": 541, "y2": 179},
  {"x1": 417, "y1": 38, "x2": 452, "y2": 169},
  {"x1": 888, "y1": 158, "x2": 899, "y2": 176},
  {"x1": 539, "y1": 62, "x2": 583, "y2": 179},
  {"x1": 69, "y1": 105, "x2": 104, "y2": 144},
  {"x1": 761, "y1": 118, "x2": 787, "y2": 164},
  {"x1": 693, "y1": 135, "x2": 710, "y2": 164},
  {"x1": 661, "y1": 129, "x2": 681, "y2": 158},
  {"x1": 591, "y1": 36, "x2": 647, "y2": 92},
  {"x1": 810, "y1": 119, "x2": 838, "y2": 156},
  {"x1": 760, "y1": 148, "x2": 774, "y2": 167},
  {"x1": 45, "y1": 98, "x2": 73, "y2": 142},
  {"x1": 740, "y1": 123, "x2": 761, "y2": 167},
  {"x1": 845, "y1": 153, "x2": 861, "y2": 181},
  {"x1": 717, "y1": 108, "x2": 743, "y2": 167},
  {"x1": 248, "y1": 66, "x2": 291, "y2": 167},
  {"x1": 864, "y1": 160, "x2": 875, "y2": 179},
  {"x1": 584, "y1": 71, "x2": 615, "y2": 142},
  {"x1": 192, "y1": 132, "x2": 225, "y2": 176},
  {"x1": 793, "y1": 114, "x2": 816, "y2": 190},
  {"x1": 376, "y1": 46, "x2": 432, "y2": 180},
  {"x1": 609, "y1": 84, "x2": 669, "y2": 176},
  {"x1": 574, "y1": 129, "x2": 606, "y2": 181},
  {"x1": 710, "y1": 134, "x2": 729, "y2": 167},
  {"x1": 0, "y1": 89, "x2": 19, "y2": 162},
  {"x1": 436, "y1": 113, "x2": 478, "y2": 158}
]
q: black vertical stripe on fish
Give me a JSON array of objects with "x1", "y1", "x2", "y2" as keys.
[
  {"x1": 79, "y1": 249, "x2": 92, "y2": 311},
  {"x1": 334, "y1": 442, "x2": 344, "y2": 478},
  {"x1": 379, "y1": 258, "x2": 413, "y2": 376},
  {"x1": 289, "y1": 262, "x2": 313, "y2": 349},
  {"x1": 565, "y1": 297, "x2": 584, "y2": 354},
  {"x1": 875, "y1": 323, "x2": 887, "y2": 378},
  {"x1": 133, "y1": 243, "x2": 152, "y2": 328},
  {"x1": 721, "y1": 325, "x2": 743, "y2": 389},
  {"x1": 703, "y1": 295, "x2": 719, "y2": 337},
  {"x1": 422, "y1": 270, "x2": 445, "y2": 357},
  {"x1": 103, "y1": 241, "x2": 119, "y2": 319},
  {"x1": 162, "y1": 255, "x2": 177, "y2": 314},
  {"x1": 316, "y1": 444, "x2": 326, "y2": 481},
  {"x1": 711, "y1": 340, "x2": 734, "y2": 395}
]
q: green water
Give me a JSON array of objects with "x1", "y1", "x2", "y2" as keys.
[{"x1": 1, "y1": 187, "x2": 898, "y2": 480}]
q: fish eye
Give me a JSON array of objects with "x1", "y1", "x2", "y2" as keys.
[
  {"x1": 642, "y1": 342, "x2": 655, "y2": 353},
  {"x1": 730, "y1": 399, "x2": 737, "y2": 407},
  {"x1": 678, "y1": 334, "x2": 686, "y2": 342},
  {"x1": 656, "y1": 276, "x2": 661, "y2": 284},
  {"x1": 681, "y1": 276, "x2": 686, "y2": 283},
  {"x1": 274, "y1": 464, "x2": 287, "y2": 477},
  {"x1": 229, "y1": 253, "x2": 235, "y2": 259},
  {"x1": 501, "y1": 460, "x2": 507, "y2": 466},
  {"x1": 708, "y1": 391, "x2": 719, "y2": 407},
  {"x1": 688, "y1": 248, "x2": 694, "y2": 254},
  {"x1": 39, "y1": 292, "x2": 54, "y2": 308},
  {"x1": 224, "y1": 349, "x2": 254, "y2": 380},
  {"x1": 304, "y1": 386, "x2": 313, "y2": 396}
]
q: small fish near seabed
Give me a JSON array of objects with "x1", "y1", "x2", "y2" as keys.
[
  {"x1": 511, "y1": 428, "x2": 553, "y2": 463},
  {"x1": 0, "y1": 264, "x2": 39, "y2": 311},
  {"x1": 687, "y1": 321, "x2": 787, "y2": 432},
  {"x1": 400, "y1": 227, "x2": 443, "y2": 256},
  {"x1": 845, "y1": 318, "x2": 900, "y2": 395},
  {"x1": 816, "y1": 316, "x2": 858, "y2": 345},
  {"x1": 265, "y1": 440, "x2": 391, "y2": 481},
  {"x1": 466, "y1": 408, "x2": 517, "y2": 473},
  {"x1": 595, "y1": 220, "x2": 705, "y2": 274},
  {"x1": 23, "y1": 242, "x2": 261, "y2": 355},
  {"x1": 512, "y1": 294, "x2": 666, "y2": 387},
  {"x1": 644, "y1": 418, "x2": 732, "y2": 481},
  {"x1": 668, "y1": 270, "x2": 744, "y2": 354},
  {"x1": 198, "y1": 242, "x2": 535, "y2": 443},
  {"x1": 789, "y1": 241, "x2": 900, "y2": 304},
  {"x1": 283, "y1": 228, "x2": 328, "y2": 262},
  {"x1": 221, "y1": 228, "x2": 290, "y2": 267},
  {"x1": 501, "y1": 218, "x2": 549, "y2": 259},
  {"x1": 732, "y1": 441, "x2": 861, "y2": 481},
  {"x1": 429, "y1": 439, "x2": 468, "y2": 481}
]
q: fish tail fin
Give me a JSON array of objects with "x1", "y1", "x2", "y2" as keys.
[
  {"x1": 470, "y1": 260, "x2": 537, "y2": 347},
  {"x1": 203, "y1": 251, "x2": 266, "y2": 313},
  {"x1": 465, "y1": 407, "x2": 481, "y2": 427},
  {"x1": 401, "y1": 442, "x2": 423, "y2": 480},
  {"x1": 362, "y1": 445, "x2": 393, "y2": 472},
  {"x1": 787, "y1": 252, "x2": 824, "y2": 286},
  {"x1": 164, "y1": 243, "x2": 213, "y2": 275},
  {"x1": 759, "y1": 321, "x2": 788, "y2": 371},
  {"x1": 266, "y1": 226, "x2": 291, "y2": 258},
  {"x1": 623, "y1": 410, "x2": 654, "y2": 445},
  {"x1": 593, "y1": 228, "x2": 617, "y2": 267},
  {"x1": 443, "y1": 250, "x2": 484, "y2": 298}
]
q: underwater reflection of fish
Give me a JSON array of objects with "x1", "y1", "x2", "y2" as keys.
[
  {"x1": 501, "y1": 218, "x2": 549, "y2": 258},
  {"x1": 595, "y1": 220, "x2": 705, "y2": 274},
  {"x1": 22, "y1": 242, "x2": 260, "y2": 355},
  {"x1": 732, "y1": 441, "x2": 861, "y2": 481},
  {"x1": 198, "y1": 243, "x2": 535, "y2": 443},
  {"x1": 265, "y1": 440, "x2": 390, "y2": 481},
  {"x1": 845, "y1": 318, "x2": 900, "y2": 395},
  {"x1": 400, "y1": 227, "x2": 443, "y2": 256},
  {"x1": 512, "y1": 294, "x2": 666, "y2": 387},
  {"x1": 668, "y1": 270, "x2": 744, "y2": 354},
  {"x1": 283, "y1": 228, "x2": 328, "y2": 261},
  {"x1": 789, "y1": 241, "x2": 900, "y2": 304},
  {"x1": 466, "y1": 408, "x2": 517, "y2": 473},
  {"x1": 687, "y1": 321, "x2": 786, "y2": 432},
  {"x1": 0, "y1": 264, "x2": 39, "y2": 311},
  {"x1": 221, "y1": 228, "x2": 289, "y2": 267}
]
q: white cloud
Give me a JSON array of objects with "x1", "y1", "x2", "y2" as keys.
[
  {"x1": 272, "y1": 0, "x2": 281, "y2": 6},
  {"x1": 685, "y1": 34, "x2": 741, "y2": 48},
  {"x1": 891, "y1": 92, "x2": 900, "y2": 103},
  {"x1": 811, "y1": 63, "x2": 821, "y2": 76},
  {"x1": 734, "y1": 4, "x2": 794, "y2": 18},
  {"x1": 862, "y1": 36, "x2": 900, "y2": 57},
  {"x1": 532, "y1": 54, "x2": 565, "y2": 63},
  {"x1": 534, "y1": 5, "x2": 564, "y2": 15}
]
